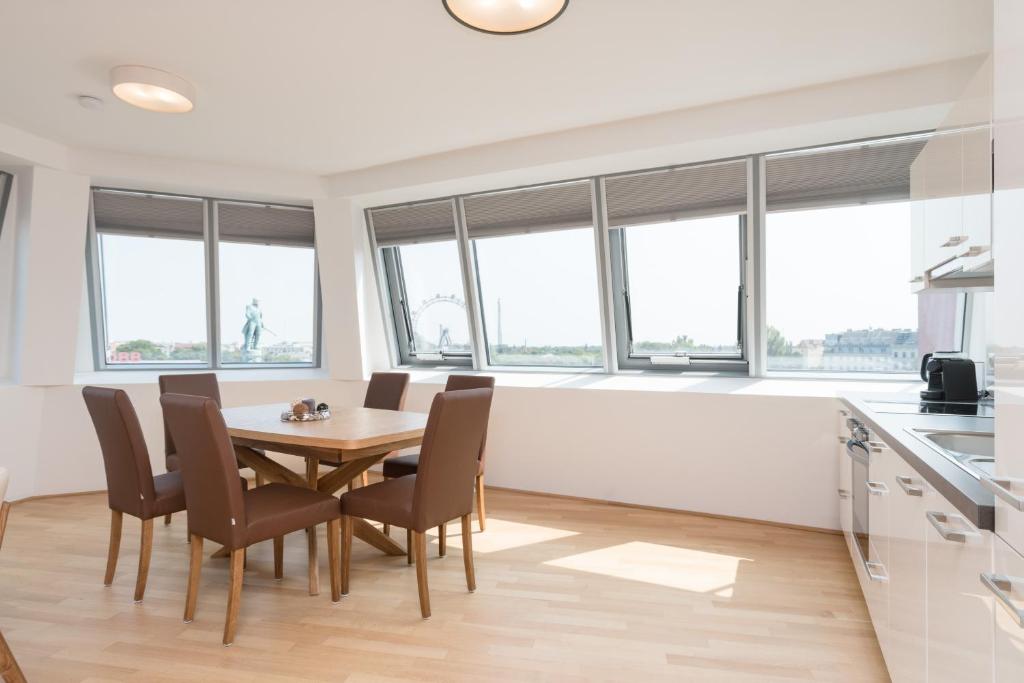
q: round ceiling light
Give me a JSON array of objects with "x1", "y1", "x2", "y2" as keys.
[
  {"x1": 443, "y1": 0, "x2": 569, "y2": 35},
  {"x1": 110, "y1": 65, "x2": 195, "y2": 113}
]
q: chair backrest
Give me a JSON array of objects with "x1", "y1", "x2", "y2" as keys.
[
  {"x1": 444, "y1": 375, "x2": 495, "y2": 466},
  {"x1": 82, "y1": 387, "x2": 157, "y2": 518},
  {"x1": 363, "y1": 372, "x2": 409, "y2": 411},
  {"x1": 411, "y1": 388, "x2": 493, "y2": 531},
  {"x1": 158, "y1": 373, "x2": 222, "y2": 457},
  {"x1": 0, "y1": 466, "x2": 9, "y2": 504},
  {"x1": 160, "y1": 393, "x2": 248, "y2": 548}
]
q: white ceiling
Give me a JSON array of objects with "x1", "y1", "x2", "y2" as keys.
[{"x1": 0, "y1": 0, "x2": 991, "y2": 175}]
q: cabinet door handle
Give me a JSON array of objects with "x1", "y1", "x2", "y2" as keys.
[
  {"x1": 982, "y1": 477, "x2": 1024, "y2": 511},
  {"x1": 865, "y1": 561, "x2": 889, "y2": 583},
  {"x1": 866, "y1": 481, "x2": 889, "y2": 496},
  {"x1": 868, "y1": 441, "x2": 888, "y2": 453},
  {"x1": 837, "y1": 489, "x2": 849, "y2": 499},
  {"x1": 837, "y1": 435, "x2": 848, "y2": 444},
  {"x1": 926, "y1": 511, "x2": 979, "y2": 543},
  {"x1": 895, "y1": 475, "x2": 923, "y2": 497},
  {"x1": 942, "y1": 235, "x2": 969, "y2": 247},
  {"x1": 980, "y1": 573, "x2": 1024, "y2": 628}
]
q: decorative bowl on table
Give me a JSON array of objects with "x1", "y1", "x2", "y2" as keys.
[{"x1": 280, "y1": 399, "x2": 331, "y2": 422}]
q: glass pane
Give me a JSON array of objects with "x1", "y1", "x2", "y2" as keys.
[
  {"x1": 219, "y1": 242, "x2": 315, "y2": 364},
  {"x1": 623, "y1": 215, "x2": 741, "y2": 355},
  {"x1": 99, "y1": 234, "x2": 208, "y2": 364},
  {"x1": 766, "y1": 202, "x2": 956, "y2": 373},
  {"x1": 397, "y1": 241, "x2": 471, "y2": 356},
  {"x1": 474, "y1": 228, "x2": 603, "y2": 367}
]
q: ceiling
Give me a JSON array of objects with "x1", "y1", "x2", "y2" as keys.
[{"x1": 0, "y1": 0, "x2": 991, "y2": 175}]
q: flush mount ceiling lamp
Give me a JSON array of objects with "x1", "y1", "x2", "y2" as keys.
[
  {"x1": 110, "y1": 65, "x2": 195, "y2": 113},
  {"x1": 443, "y1": 0, "x2": 569, "y2": 35}
]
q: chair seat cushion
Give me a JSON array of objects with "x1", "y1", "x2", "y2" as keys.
[
  {"x1": 151, "y1": 471, "x2": 187, "y2": 518},
  {"x1": 243, "y1": 483, "x2": 341, "y2": 545},
  {"x1": 340, "y1": 476, "x2": 416, "y2": 529},
  {"x1": 381, "y1": 453, "x2": 420, "y2": 478}
]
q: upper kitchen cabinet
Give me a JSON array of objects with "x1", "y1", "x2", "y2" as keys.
[{"x1": 910, "y1": 56, "x2": 994, "y2": 290}]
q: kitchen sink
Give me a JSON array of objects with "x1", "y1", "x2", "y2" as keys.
[{"x1": 906, "y1": 429, "x2": 995, "y2": 478}]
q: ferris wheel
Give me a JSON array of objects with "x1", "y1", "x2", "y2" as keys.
[{"x1": 410, "y1": 294, "x2": 466, "y2": 349}]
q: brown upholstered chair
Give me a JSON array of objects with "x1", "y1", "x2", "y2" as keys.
[
  {"x1": 0, "y1": 467, "x2": 26, "y2": 683},
  {"x1": 339, "y1": 387, "x2": 494, "y2": 618},
  {"x1": 320, "y1": 372, "x2": 409, "y2": 488},
  {"x1": 160, "y1": 393, "x2": 343, "y2": 645},
  {"x1": 381, "y1": 375, "x2": 494, "y2": 553},
  {"x1": 82, "y1": 386, "x2": 188, "y2": 603},
  {"x1": 158, "y1": 373, "x2": 265, "y2": 526}
]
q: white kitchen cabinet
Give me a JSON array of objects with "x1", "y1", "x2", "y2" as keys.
[
  {"x1": 866, "y1": 438, "x2": 894, "y2": 663},
  {"x1": 925, "y1": 492, "x2": 994, "y2": 683},
  {"x1": 837, "y1": 409, "x2": 852, "y2": 537},
  {"x1": 989, "y1": 0, "x2": 1024, "y2": 562},
  {"x1": 886, "y1": 457, "x2": 928, "y2": 683},
  {"x1": 987, "y1": 535, "x2": 1024, "y2": 682}
]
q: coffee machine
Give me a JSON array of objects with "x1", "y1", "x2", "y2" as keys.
[{"x1": 920, "y1": 352, "x2": 979, "y2": 402}]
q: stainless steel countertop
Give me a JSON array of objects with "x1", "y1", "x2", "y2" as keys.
[{"x1": 840, "y1": 393, "x2": 995, "y2": 530}]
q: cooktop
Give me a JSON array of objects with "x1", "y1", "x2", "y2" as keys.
[{"x1": 864, "y1": 399, "x2": 995, "y2": 418}]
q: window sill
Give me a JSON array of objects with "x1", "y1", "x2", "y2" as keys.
[
  {"x1": 396, "y1": 367, "x2": 923, "y2": 399},
  {"x1": 74, "y1": 366, "x2": 329, "y2": 385}
]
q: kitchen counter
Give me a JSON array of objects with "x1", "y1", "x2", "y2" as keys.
[{"x1": 841, "y1": 393, "x2": 996, "y2": 530}]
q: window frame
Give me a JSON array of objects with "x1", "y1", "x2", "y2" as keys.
[
  {"x1": 608, "y1": 214, "x2": 749, "y2": 373},
  {"x1": 86, "y1": 187, "x2": 322, "y2": 371},
  {"x1": 367, "y1": 130, "x2": 956, "y2": 380}
]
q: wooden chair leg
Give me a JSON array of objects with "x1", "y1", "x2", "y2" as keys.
[
  {"x1": 476, "y1": 474, "x2": 486, "y2": 532},
  {"x1": 341, "y1": 515, "x2": 352, "y2": 595},
  {"x1": 0, "y1": 501, "x2": 10, "y2": 551},
  {"x1": 382, "y1": 477, "x2": 390, "y2": 536},
  {"x1": 461, "y1": 514, "x2": 476, "y2": 593},
  {"x1": 438, "y1": 522, "x2": 447, "y2": 557},
  {"x1": 184, "y1": 534, "x2": 203, "y2": 623},
  {"x1": 104, "y1": 509, "x2": 123, "y2": 586},
  {"x1": 273, "y1": 536, "x2": 284, "y2": 580},
  {"x1": 327, "y1": 518, "x2": 341, "y2": 602},
  {"x1": 255, "y1": 472, "x2": 264, "y2": 488},
  {"x1": 413, "y1": 531, "x2": 430, "y2": 619},
  {"x1": 306, "y1": 525, "x2": 319, "y2": 596},
  {"x1": 223, "y1": 548, "x2": 245, "y2": 646},
  {"x1": 163, "y1": 513, "x2": 172, "y2": 526},
  {"x1": 0, "y1": 629, "x2": 27, "y2": 683},
  {"x1": 134, "y1": 518, "x2": 154, "y2": 603},
  {"x1": 361, "y1": 471, "x2": 369, "y2": 487},
  {"x1": 406, "y1": 528, "x2": 413, "y2": 565}
]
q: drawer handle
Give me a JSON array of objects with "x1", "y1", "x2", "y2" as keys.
[
  {"x1": 865, "y1": 561, "x2": 888, "y2": 583},
  {"x1": 866, "y1": 481, "x2": 889, "y2": 496},
  {"x1": 926, "y1": 511, "x2": 978, "y2": 543},
  {"x1": 980, "y1": 573, "x2": 1024, "y2": 628},
  {"x1": 895, "y1": 475, "x2": 923, "y2": 497},
  {"x1": 942, "y1": 235, "x2": 969, "y2": 247},
  {"x1": 837, "y1": 488, "x2": 849, "y2": 500},
  {"x1": 868, "y1": 441, "x2": 887, "y2": 453},
  {"x1": 982, "y1": 477, "x2": 1024, "y2": 511},
  {"x1": 837, "y1": 435, "x2": 848, "y2": 444}
]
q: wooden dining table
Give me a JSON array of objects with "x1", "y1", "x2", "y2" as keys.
[{"x1": 220, "y1": 403, "x2": 428, "y2": 581}]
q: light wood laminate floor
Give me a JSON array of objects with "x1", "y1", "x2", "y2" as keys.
[{"x1": 0, "y1": 483, "x2": 887, "y2": 682}]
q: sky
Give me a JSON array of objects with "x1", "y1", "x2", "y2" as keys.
[{"x1": 100, "y1": 234, "x2": 315, "y2": 347}]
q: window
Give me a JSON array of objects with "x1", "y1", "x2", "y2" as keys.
[
  {"x1": 92, "y1": 192, "x2": 209, "y2": 365},
  {"x1": 367, "y1": 131, "x2": 960, "y2": 377},
  {"x1": 371, "y1": 199, "x2": 473, "y2": 366},
  {"x1": 764, "y1": 136, "x2": 961, "y2": 374},
  {"x1": 605, "y1": 160, "x2": 748, "y2": 370},
  {"x1": 88, "y1": 190, "x2": 320, "y2": 369},
  {"x1": 465, "y1": 181, "x2": 603, "y2": 367},
  {"x1": 216, "y1": 202, "x2": 317, "y2": 365}
]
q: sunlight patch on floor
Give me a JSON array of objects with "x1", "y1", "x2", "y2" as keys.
[
  {"x1": 543, "y1": 541, "x2": 748, "y2": 594},
  {"x1": 431, "y1": 518, "x2": 578, "y2": 554}
]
